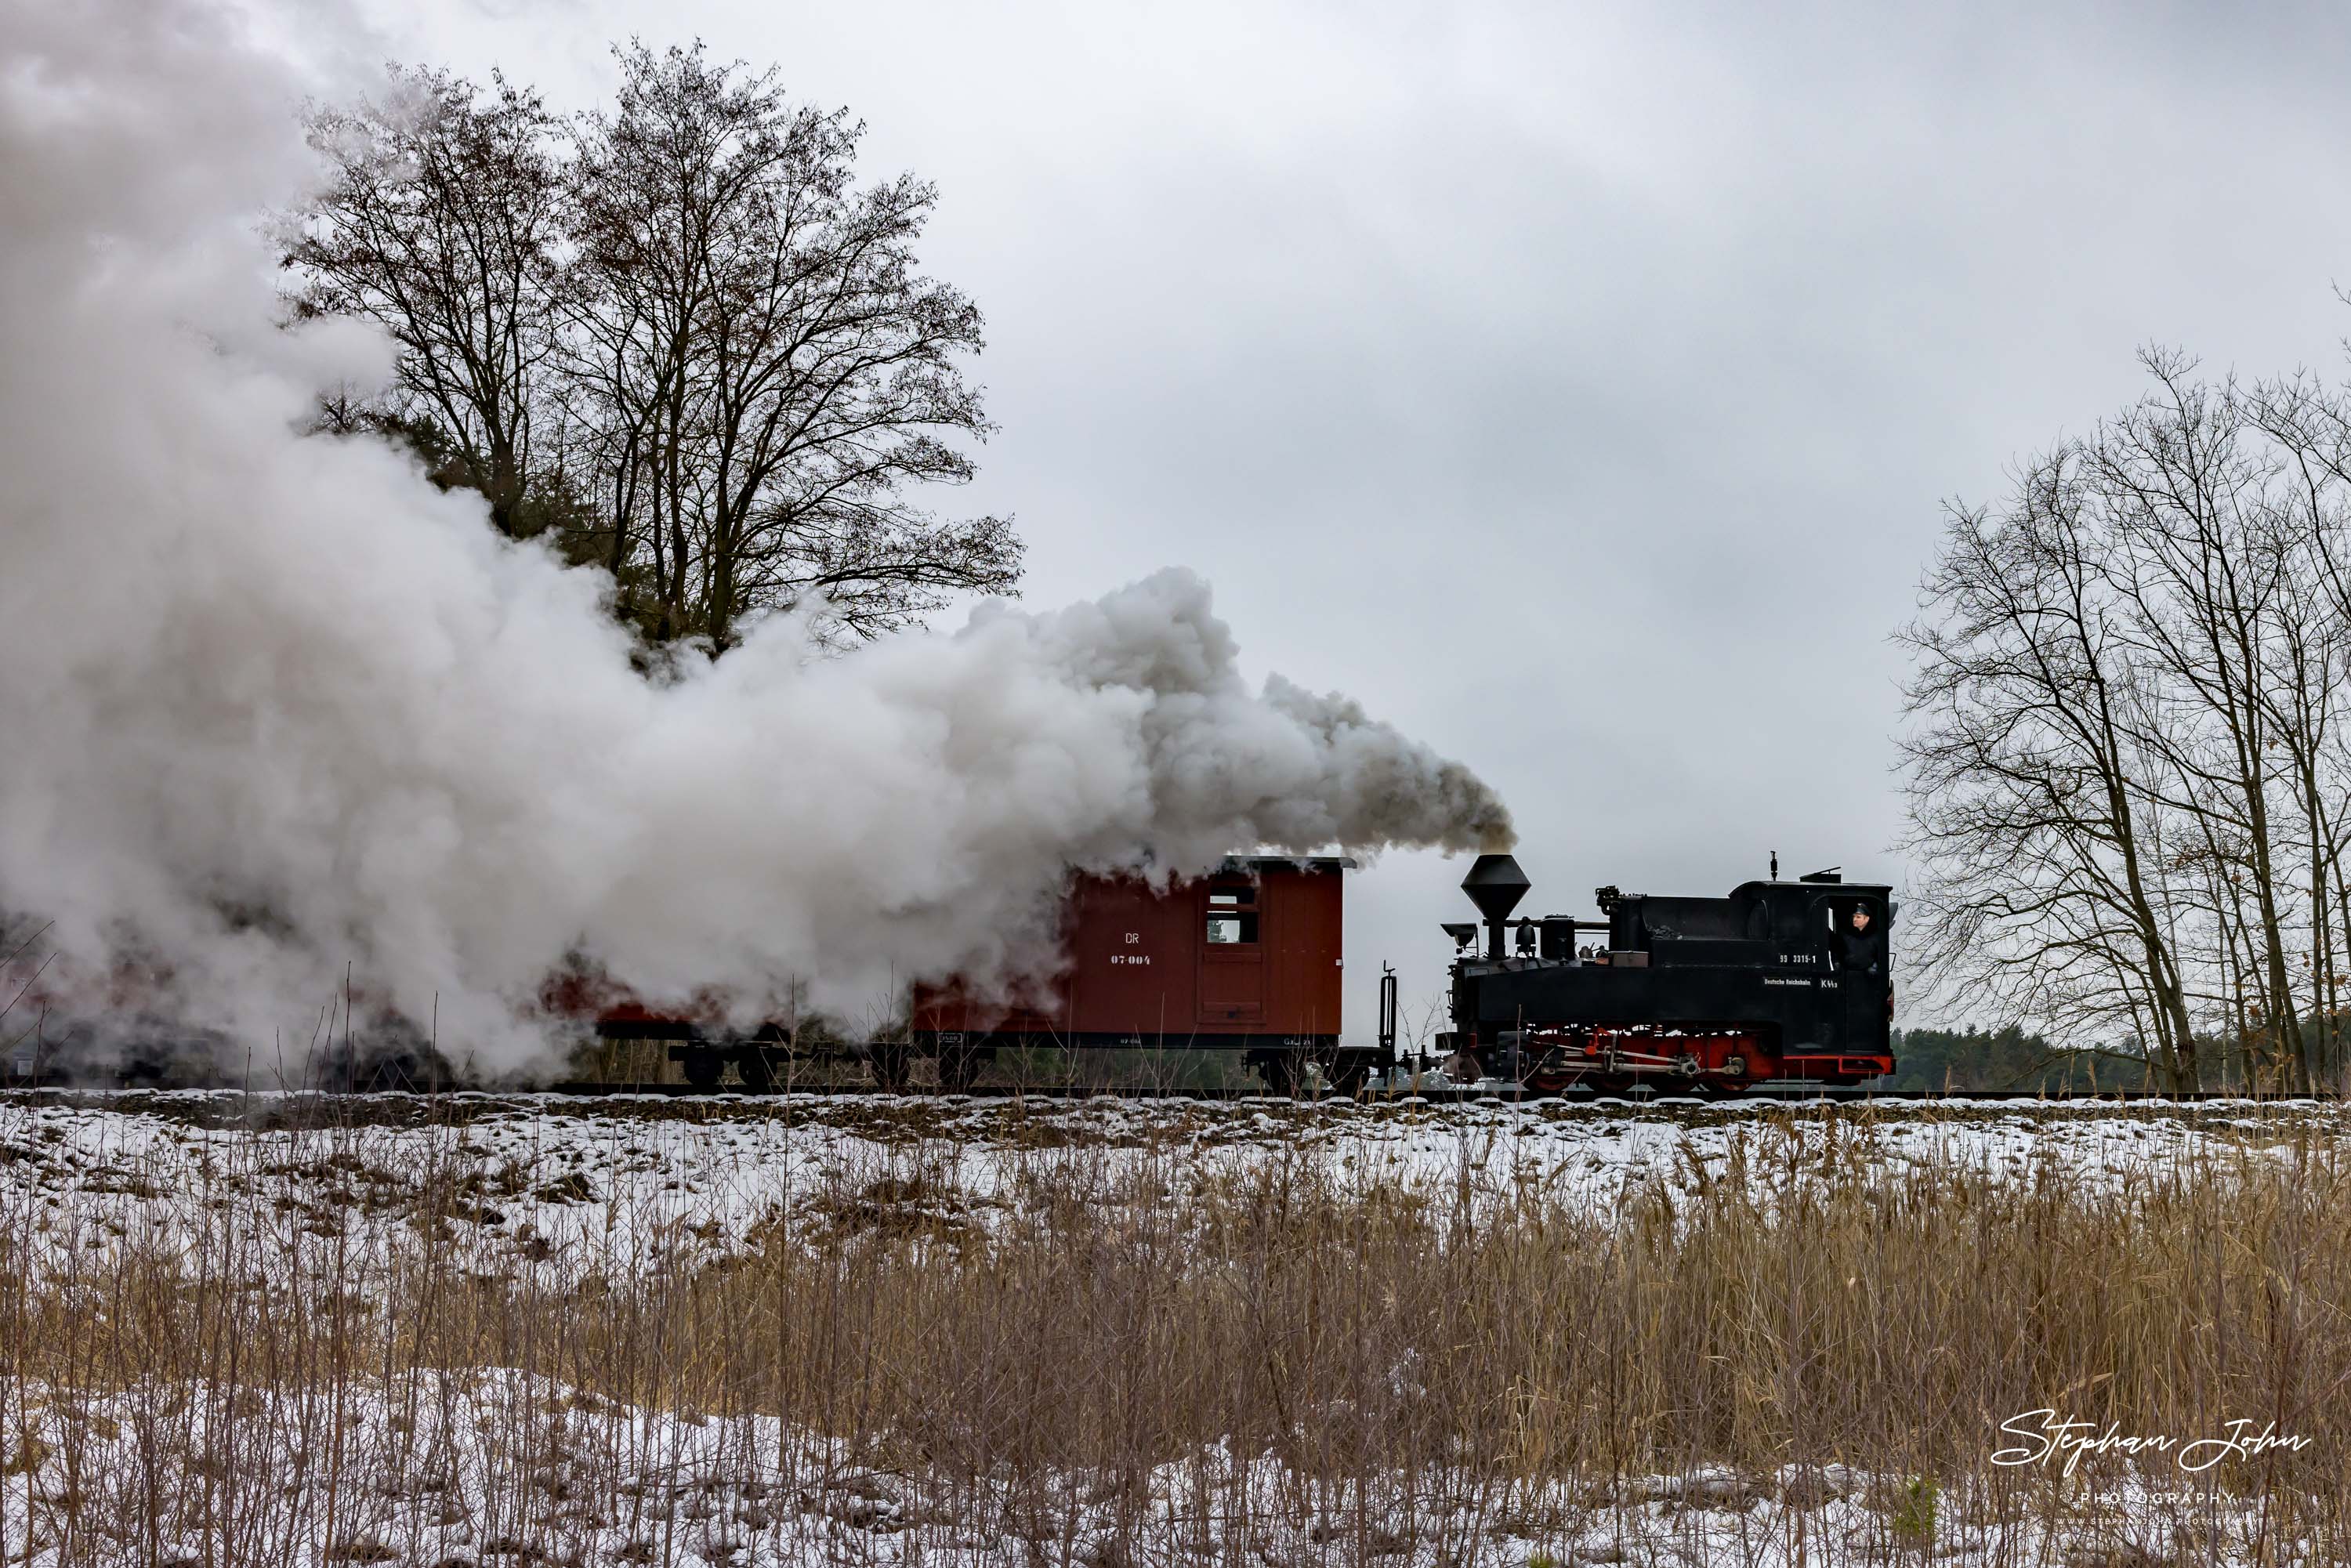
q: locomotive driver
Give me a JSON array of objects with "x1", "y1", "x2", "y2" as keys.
[{"x1": 1837, "y1": 904, "x2": 1885, "y2": 974}]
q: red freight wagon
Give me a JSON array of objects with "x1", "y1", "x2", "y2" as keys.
[{"x1": 911, "y1": 856, "x2": 1367, "y2": 1092}]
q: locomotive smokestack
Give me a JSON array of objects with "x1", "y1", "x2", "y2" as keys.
[{"x1": 1461, "y1": 853, "x2": 1531, "y2": 959}]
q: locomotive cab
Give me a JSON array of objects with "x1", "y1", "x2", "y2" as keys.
[{"x1": 1604, "y1": 879, "x2": 1889, "y2": 974}]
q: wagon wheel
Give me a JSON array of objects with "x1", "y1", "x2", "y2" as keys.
[
  {"x1": 737, "y1": 1048, "x2": 778, "y2": 1094},
  {"x1": 681, "y1": 1048, "x2": 725, "y2": 1093},
  {"x1": 1255, "y1": 1051, "x2": 1303, "y2": 1097},
  {"x1": 937, "y1": 1041, "x2": 982, "y2": 1092},
  {"x1": 870, "y1": 1041, "x2": 911, "y2": 1091},
  {"x1": 1322, "y1": 1052, "x2": 1370, "y2": 1097}
]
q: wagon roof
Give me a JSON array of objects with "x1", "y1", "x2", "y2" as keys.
[{"x1": 1217, "y1": 855, "x2": 1357, "y2": 874}]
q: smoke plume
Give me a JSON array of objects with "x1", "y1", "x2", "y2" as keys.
[{"x1": 0, "y1": 0, "x2": 1511, "y2": 1066}]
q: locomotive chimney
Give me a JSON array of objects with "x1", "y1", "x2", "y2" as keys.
[{"x1": 1461, "y1": 853, "x2": 1531, "y2": 959}]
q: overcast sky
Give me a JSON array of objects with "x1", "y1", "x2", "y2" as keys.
[{"x1": 339, "y1": 0, "x2": 2351, "y2": 1036}]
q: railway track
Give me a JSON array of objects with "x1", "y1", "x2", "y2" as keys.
[
  {"x1": 2, "y1": 1080, "x2": 2332, "y2": 1104},
  {"x1": 538, "y1": 1081, "x2": 2332, "y2": 1104}
]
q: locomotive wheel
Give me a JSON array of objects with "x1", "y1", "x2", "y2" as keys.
[
  {"x1": 681, "y1": 1048, "x2": 725, "y2": 1092},
  {"x1": 870, "y1": 1041, "x2": 911, "y2": 1091},
  {"x1": 737, "y1": 1049, "x2": 778, "y2": 1094}
]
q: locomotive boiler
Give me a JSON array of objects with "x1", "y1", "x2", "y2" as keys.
[{"x1": 1436, "y1": 854, "x2": 1895, "y2": 1089}]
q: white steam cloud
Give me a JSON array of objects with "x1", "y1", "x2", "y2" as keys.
[{"x1": 0, "y1": 0, "x2": 1511, "y2": 1067}]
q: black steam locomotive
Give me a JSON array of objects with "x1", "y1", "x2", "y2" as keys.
[{"x1": 1435, "y1": 854, "x2": 1894, "y2": 1089}]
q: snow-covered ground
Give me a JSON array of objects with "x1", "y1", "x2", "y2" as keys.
[
  {"x1": 1, "y1": 1089, "x2": 2342, "y2": 1282},
  {"x1": 3, "y1": 1092, "x2": 2343, "y2": 1566},
  {"x1": 0, "y1": 1369, "x2": 2319, "y2": 1568}
]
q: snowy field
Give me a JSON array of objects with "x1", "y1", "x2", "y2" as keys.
[
  {"x1": 0, "y1": 1368, "x2": 2318, "y2": 1568},
  {"x1": 4, "y1": 1091, "x2": 2346, "y2": 1567},
  {"x1": 2, "y1": 1089, "x2": 2345, "y2": 1282}
]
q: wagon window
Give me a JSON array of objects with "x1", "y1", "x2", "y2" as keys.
[
  {"x1": 1206, "y1": 913, "x2": 1259, "y2": 944},
  {"x1": 1205, "y1": 884, "x2": 1259, "y2": 944}
]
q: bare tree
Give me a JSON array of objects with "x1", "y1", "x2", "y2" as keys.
[
  {"x1": 284, "y1": 68, "x2": 567, "y2": 541},
  {"x1": 1906, "y1": 346, "x2": 2351, "y2": 1091},
  {"x1": 567, "y1": 44, "x2": 1021, "y2": 650},
  {"x1": 285, "y1": 48, "x2": 1020, "y2": 647},
  {"x1": 2087, "y1": 356, "x2": 2307, "y2": 1087},
  {"x1": 1900, "y1": 451, "x2": 2202, "y2": 1088},
  {"x1": 2248, "y1": 367, "x2": 2351, "y2": 1082}
]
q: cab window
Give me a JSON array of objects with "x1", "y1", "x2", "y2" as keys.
[{"x1": 1826, "y1": 900, "x2": 1882, "y2": 938}]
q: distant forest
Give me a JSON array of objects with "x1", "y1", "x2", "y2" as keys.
[
  {"x1": 1884, "y1": 1027, "x2": 2132, "y2": 1092},
  {"x1": 1883, "y1": 1027, "x2": 2318, "y2": 1093}
]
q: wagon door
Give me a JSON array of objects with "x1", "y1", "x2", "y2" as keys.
[{"x1": 1196, "y1": 879, "x2": 1266, "y2": 1025}]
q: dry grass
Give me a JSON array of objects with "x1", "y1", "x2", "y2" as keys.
[{"x1": 0, "y1": 1104, "x2": 2346, "y2": 1563}]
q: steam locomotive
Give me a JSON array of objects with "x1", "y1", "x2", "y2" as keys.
[{"x1": 1434, "y1": 854, "x2": 1895, "y2": 1089}]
